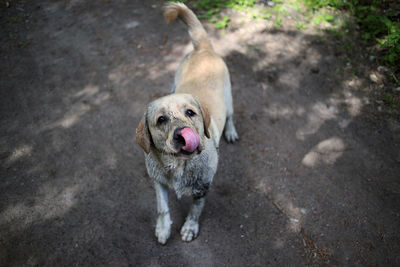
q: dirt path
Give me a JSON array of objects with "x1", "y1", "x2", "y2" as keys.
[{"x1": 1, "y1": 1, "x2": 399, "y2": 266}]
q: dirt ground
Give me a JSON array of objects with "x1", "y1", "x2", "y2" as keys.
[{"x1": 1, "y1": 0, "x2": 400, "y2": 266}]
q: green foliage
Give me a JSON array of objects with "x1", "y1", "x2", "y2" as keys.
[
  {"x1": 312, "y1": 13, "x2": 335, "y2": 25},
  {"x1": 261, "y1": 12, "x2": 272, "y2": 20},
  {"x1": 215, "y1": 15, "x2": 230, "y2": 29},
  {"x1": 275, "y1": 16, "x2": 282, "y2": 27},
  {"x1": 187, "y1": 0, "x2": 256, "y2": 28},
  {"x1": 195, "y1": 0, "x2": 255, "y2": 11},
  {"x1": 302, "y1": 0, "x2": 350, "y2": 10},
  {"x1": 273, "y1": 4, "x2": 289, "y2": 16},
  {"x1": 300, "y1": 0, "x2": 400, "y2": 66},
  {"x1": 383, "y1": 93, "x2": 399, "y2": 109},
  {"x1": 297, "y1": 22, "x2": 307, "y2": 30},
  {"x1": 176, "y1": 0, "x2": 400, "y2": 67}
]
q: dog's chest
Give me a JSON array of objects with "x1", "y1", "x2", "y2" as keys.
[
  {"x1": 165, "y1": 157, "x2": 210, "y2": 199},
  {"x1": 146, "y1": 150, "x2": 216, "y2": 199}
]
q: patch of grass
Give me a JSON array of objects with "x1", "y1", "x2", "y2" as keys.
[
  {"x1": 260, "y1": 10, "x2": 272, "y2": 20},
  {"x1": 297, "y1": 22, "x2": 307, "y2": 30},
  {"x1": 215, "y1": 15, "x2": 230, "y2": 29},
  {"x1": 195, "y1": 0, "x2": 255, "y2": 11},
  {"x1": 301, "y1": 0, "x2": 400, "y2": 67},
  {"x1": 197, "y1": 9, "x2": 216, "y2": 19},
  {"x1": 326, "y1": 28, "x2": 343, "y2": 38},
  {"x1": 275, "y1": 16, "x2": 282, "y2": 27},
  {"x1": 383, "y1": 93, "x2": 399, "y2": 109},
  {"x1": 175, "y1": 0, "x2": 399, "y2": 73},
  {"x1": 273, "y1": 4, "x2": 289, "y2": 17},
  {"x1": 179, "y1": 0, "x2": 256, "y2": 28}
]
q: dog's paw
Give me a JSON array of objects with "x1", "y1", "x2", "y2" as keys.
[
  {"x1": 224, "y1": 117, "x2": 239, "y2": 143},
  {"x1": 180, "y1": 219, "x2": 199, "y2": 242},
  {"x1": 225, "y1": 127, "x2": 239, "y2": 143},
  {"x1": 155, "y1": 215, "x2": 172, "y2": 245}
]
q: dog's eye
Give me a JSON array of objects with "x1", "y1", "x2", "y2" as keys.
[
  {"x1": 157, "y1": 116, "x2": 167, "y2": 125},
  {"x1": 186, "y1": 109, "x2": 196, "y2": 117}
]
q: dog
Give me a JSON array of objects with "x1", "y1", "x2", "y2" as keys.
[{"x1": 136, "y1": 2, "x2": 238, "y2": 244}]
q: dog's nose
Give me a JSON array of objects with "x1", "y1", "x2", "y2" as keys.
[{"x1": 173, "y1": 128, "x2": 186, "y2": 146}]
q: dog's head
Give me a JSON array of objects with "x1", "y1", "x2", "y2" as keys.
[{"x1": 136, "y1": 94, "x2": 210, "y2": 159}]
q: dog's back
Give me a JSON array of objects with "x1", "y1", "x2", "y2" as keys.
[{"x1": 164, "y1": 2, "x2": 230, "y2": 139}]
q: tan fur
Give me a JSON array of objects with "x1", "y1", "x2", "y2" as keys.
[
  {"x1": 164, "y1": 3, "x2": 230, "y2": 137},
  {"x1": 164, "y1": 2, "x2": 212, "y2": 50},
  {"x1": 175, "y1": 51, "x2": 229, "y2": 136},
  {"x1": 136, "y1": 114, "x2": 151, "y2": 154},
  {"x1": 199, "y1": 101, "x2": 211, "y2": 138},
  {"x1": 135, "y1": 2, "x2": 238, "y2": 244}
]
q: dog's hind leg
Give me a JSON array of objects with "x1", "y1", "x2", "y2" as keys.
[
  {"x1": 223, "y1": 80, "x2": 239, "y2": 142},
  {"x1": 154, "y1": 182, "x2": 172, "y2": 245},
  {"x1": 180, "y1": 196, "x2": 206, "y2": 242}
]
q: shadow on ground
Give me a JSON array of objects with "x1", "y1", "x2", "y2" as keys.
[{"x1": 1, "y1": 0, "x2": 399, "y2": 266}]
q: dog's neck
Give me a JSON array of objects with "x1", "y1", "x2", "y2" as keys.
[{"x1": 149, "y1": 148, "x2": 186, "y2": 175}]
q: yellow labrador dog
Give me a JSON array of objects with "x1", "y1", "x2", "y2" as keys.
[{"x1": 136, "y1": 2, "x2": 238, "y2": 244}]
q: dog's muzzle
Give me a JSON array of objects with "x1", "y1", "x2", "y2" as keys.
[{"x1": 173, "y1": 127, "x2": 200, "y2": 154}]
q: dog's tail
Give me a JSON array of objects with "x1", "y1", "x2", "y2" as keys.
[{"x1": 164, "y1": 2, "x2": 213, "y2": 51}]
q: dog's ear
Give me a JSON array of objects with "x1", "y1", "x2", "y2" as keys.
[
  {"x1": 136, "y1": 113, "x2": 151, "y2": 154},
  {"x1": 199, "y1": 104, "x2": 211, "y2": 139}
]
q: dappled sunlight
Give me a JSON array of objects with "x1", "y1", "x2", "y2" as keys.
[
  {"x1": 345, "y1": 95, "x2": 363, "y2": 117},
  {"x1": 329, "y1": 89, "x2": 365, "y2": 118},
  {"x1": 108, "y1": 64, "x2": 137, "y2": 87},
  {"x1": 107, "y1": 42, "x2": 192, "y2": 89},
  {"x1": 273, "y1": 238, "x2": 285, "y2": 249},
  {"x1": 125, "y1": 20, "x2": 140, "y2": 30},
  {"x1": 156, "y1": 43, "x2": 193, "y2": 78},
  {"x1": 346, "y1": 76, "x2": 363, "y2": 89},
  {"x1": 272, "y1": 193, "x2": 307, "y2": 233},
  {"x1": 0, "y1": 184, "x2": 80, "y2": 233},
  {"x1": 296, "y1": 88, "x2": 366, "y2": 139},
  {"x1": 105, "y1": 151, "x2": 118, "y2": 170},
  {"x1": 302, "y1": 137, "x2": 345, "y2": 167},
  {"x1": 5, "y1": 144, "x2": 33, "y2": 165},
  {"x1": 264, "y1": 103, "x2": 305, "y2": 119},
  {"x1": 42, "y1": 85, "x2": 110, "y2": 130},
  {"x1": 212, "y1": 22, "x2": 268, "y2": 56},
  {"x1": 59, "y1": 103, "x2": 92, "y2": 128},
  {"x1": 74, "y1": 84, "x2": 99, "y2": 98},
  {"x1": 3, "y1": 0, "x2": 398, "y2": 264},
  {"x1": 296, "y1": 102, "x2": 338, "y2": 140},
  {"x1": 213, "y1": 19, "x2": 310, "y2": 72}
]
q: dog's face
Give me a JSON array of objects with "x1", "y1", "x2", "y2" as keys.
[{"x1": 136, "y1": 94, "x2": 210, "y2": 159}]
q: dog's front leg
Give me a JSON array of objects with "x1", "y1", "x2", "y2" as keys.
[
  {"x1": 154, "y1": 182, "x2": 172, "y2": 245},
  {"x1": 181, "y1": 196, "x2": 206, "y2": 242}
]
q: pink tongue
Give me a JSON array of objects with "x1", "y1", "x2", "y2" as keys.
[{"x1": 180, "y1": 128, "x2": 200, "y2": 152}]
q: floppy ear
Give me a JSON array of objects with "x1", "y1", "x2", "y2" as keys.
[
  {"x1": 199, "y1": 104, "x2": 211, "y2": 139},
  {"x1": 136, "y1": 113, "x2": 151, "y2": 154}
]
